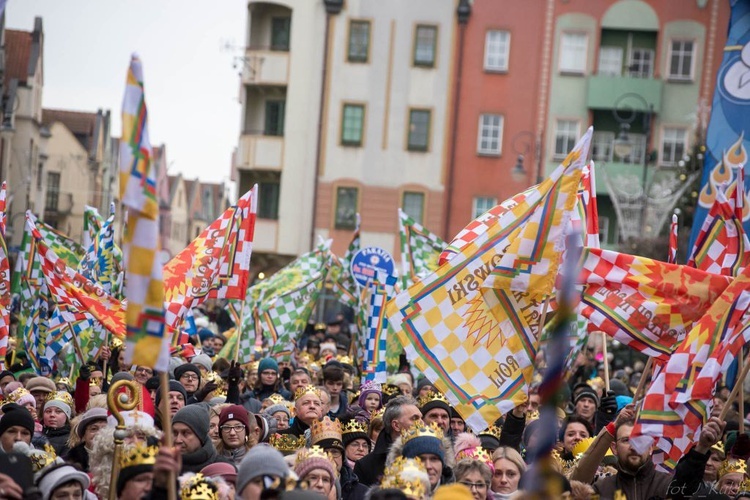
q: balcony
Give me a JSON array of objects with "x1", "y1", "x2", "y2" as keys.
[
  {"x1": 586, "y1": 74, "x2": 663, "y2": 112},
  {"x1": 254, "y1": 218, "x2": 278, "y2": 253},
  {"x1": 241, "y1": 48, "x2": 289, "y2": 86},
  {"x1": 236, "y1": 133, "x2": 284, "y2": 171}
]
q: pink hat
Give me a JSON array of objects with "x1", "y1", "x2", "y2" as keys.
[{"x1": 201, "y1": 462, "x2": 238, "y2": 485}]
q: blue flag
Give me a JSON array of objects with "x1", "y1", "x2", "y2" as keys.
[{"x1": 690, "y1": 0, "x2": 750, "y2": 247}]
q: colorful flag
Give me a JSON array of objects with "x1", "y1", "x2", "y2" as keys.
[
  {"x1": 28, "y1": 214, "x2": 126, "y2": 338},
  {"x1": 578, "y1": 248, "x2": 731, "y2": 362},
  {"x1": 580, "y1": 162, "x2": 600, "y2": 248},
  {"x1": 398, "y1": 208, "x2": 446, "y2": 289},
  {"x1": 163, "y1": 186, "x2": 258, "y2": 328},
  {"x1": 330, "y1": 214, "x2": 361, "y2": 310},
  {"x1": 690, "y1": 0, "x2": 750, "y2": 246},
  {"x1": 22, "y1": 281, "x2": 51, "y2": 375},
  {"x1": 631, "y1": 264, "x2": 750, "y2": 470},
  {"x1": 0, "y1": 181, "x2": 6, "y2": 237},
  {"x1": 82, "y1": 205, "x2": 104, "y2": 251},
  {"x1": 78, "y1": 203, "x2": 123, "y2": 297},
  {"x1": 669, "y1": 214, "x2": 678, "y2": 264},
  {"x1": 119, "y1": 55, "x2": 167, "y2": 371},
  {"x1": 0, "y1": 182, "x2": 7, "y2": 367},
  {"x1": 363, "y1": 272, "x2": 399, "y2": 382},
  {"x1": 688, "y1": 187, "x2": 750, "y2": 276},
  {"x1": 387, "y1": 128, "x2": 591, "y2": 431}
]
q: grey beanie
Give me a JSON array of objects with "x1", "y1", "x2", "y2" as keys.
[
  {"x1": 192, "y1": 354, "x2": 212, "y2": 373},
  {"x1": 264, "y1": 403, "x2": 291, "y2": 419},
  {"x1": 236, "y1": 444, "x2": 289, "y2": 496},
  {"x1": 172, "y1": 404, "x2": 210, "y2": 445}
]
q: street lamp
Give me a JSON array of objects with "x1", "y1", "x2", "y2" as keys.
[
  {"x1": 512, "y1": 155, "x2": 527, "y2": 182},
  {"x1": 512, "y1": 130, "x2": 541, "y2": 183}
]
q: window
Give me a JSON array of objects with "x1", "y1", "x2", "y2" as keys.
[
  {"x1": 629, "y1": 48, "x2": 653, "y2": 78},
  {"x1": 341, "y1": 104, "x2": 365, "y2": 146},
  {"x1": 45, "y1": 172, "x2": 60, "y2": 211},
  {"x1": 264, "y1": 101, "x2": 285, "y2": 136},
  {"x1": 477, "y1": 114, "x2": 503, "y2": 156},
  {"x1": 554, "y1": 120, "x2": 579, "y2": 158},
  {"x1": 473, "y1": 196, "x2": 497, "y2": 218},
  {"x1": 484, "y1": 30, "x2": 510, "y2": 72},
  {"x1": 258, "y1": 181, "x2": 280, "y2": 219},
  {"x1": 559, "y1": 33, "x2": 587, "y2": 74},
  {"x1": 271, "y1": 17, "x2": 291, "y2": 51},
  {"x1": 348, "y1": 21, "x2": 370, "y2": 63},
  {"x1": 402, "y1": 191, "x2": 425, "y2": 224},
  {"x1": 619, "y1": 133, "x2": 646, "y2": 165},
  {"x1": 335, "y1": 187, "x2": 358, "y2": 229},
  {"x1": 661, "y1": 128, "x2": 687, "y2": 166},
  {"x1": 408, "y1": 109, "x2": 431, "y2": 151},
  {"x1": 592, "y1": 132, "x2": 614, "y2": 162},
  {"x1": 598, "y1": 47, "x2": 622, "y2": 76},
  {"x1": 669, "y1": 40, "x2": 694, "y2": 80},
  {"x1": 598, "y1": 216, "x2": 610, "y2": 245},
  {"x1": 413, "y1": 25, "x2": 437, "y2": 67}
]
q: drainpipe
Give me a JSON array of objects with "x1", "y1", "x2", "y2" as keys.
[
  {"x1": 311, "y1": 0, "x2": 343, "y2": 250},
  {"x1": 443, "y1": 0, "x2": 471, "y2": 240}
]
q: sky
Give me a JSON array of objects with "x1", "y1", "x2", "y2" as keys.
[{"x1": 7, "y1": 0, "x2": 247, "y2": 187}]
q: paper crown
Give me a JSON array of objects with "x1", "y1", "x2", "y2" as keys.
[
  {"x1": 417, "y1": 390, "x2": 450, "y2": 410},
  {"x1": 294, "y1": 384, "x2": 322, "y2": 401},
  {"x1": 526, "y1": 410, "x2": 540, "y2": 423},
  {"x1": 401, "y1": 421, "x2": 445, "y2": 445},
  {"x1": 29, "y1": 444, "x2": 58, "y2": 472},
  {"x1": 295, "y1": 445, "x2": 335, "y2": 466},
  {"x1": 311, "y1": 416, "x2": 343, "y2": 444},
  {"x1": 180, "y1": 473, "x2": 219, "y2": 500},
  {"x1": 267, "y1": 393, "x2": 288, "y2": 406},
  {"x1": 711, "y1": 440, "x2": 726, "y2": 456},
  {"x1": 110, "y1": 337, "x2": 123, "y2": 350},
  {"x1": 478, "y1": 425, "x2": 502, "y2": 441},
  {"x1": 382, "y1": 384, "x2": 400, "y2": 397},
  {"x1": 381, "y1": 457, "x2": 427, "y2": 498},
  {"x1": 456, "y1": 445, "x2": 493, "y2": 466},
  {"x1": 5, "y1": 388, "x2": 31, "y2": 405},
  {"x1": 719, "y1": 458, "x2": 748, "y2": 478},
  {"x1": 56, "y1": 377, "x2": 71, "y2": 387},
  {"x1": 119, "y1": 442, "x2": 159, "y2": 470},
  {"x1": 371, "y1": 407, "x2": 386, "y2": 422},
  {"x1": 204, "y1": 371, "x2": 222, "y2": 384},
  {"x1": 269, "y1": 433, "x2": 306, "y2": 454},
  {"x1": 45, "y1": 391, "x2": 73, "y2": 407},
  {"x1": 342, "y1": 419, "x2": 368, "y2": 436},
  {"x1": 337, "y1": 355, "x2": 354, "y2": 366}
]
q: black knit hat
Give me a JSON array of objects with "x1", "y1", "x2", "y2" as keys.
[
  {"x1": 0, "y1": 403, "x2": 34, "y2": 436},
  {"x1": 155, "y1": 380, "x2": 188, "y2": 407},
  {"x1": 174, "y1": 363, "x2": 201, "y2": 382}
]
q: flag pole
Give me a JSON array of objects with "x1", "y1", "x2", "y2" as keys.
[
  {"x1": 159, "y1": 370, "x2": 176, "y2": 500},
  {"x1": 632, "y1": 357, "x2": 654, "y2": 405},
  {"x1": 601, "y1": 331, "x2": 610, "y2": 393},
  {"x1": 740, "y1": 353, "x2": 745, "y2": 433},
  {"x1": 720, "y1": 351, "x2": 750, "y2": 421},
  {"x1": 234, "y1": 301, "x2": 246, "y2": 363}
]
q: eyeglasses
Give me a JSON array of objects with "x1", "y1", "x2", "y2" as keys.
[
  {"x1": 221, "y1": 425, "x2": 246, "y2": 434},
  {"x1": 459, "y1": 481, "x2": 488, "y2": 491},
  {"x1": 180, "y1": 374, "x2": 199, "y2": 381},
  {"x1": 135, "y1": 367, "x2": 153, "y2": 375},
  {"x1": 347, "y1": 442, "x2": 369, "y2": 450},
  {"x1": 326, "y1": 448, "x2": 343, "y2": 458},
  {"x1": 261, "y1": 370, "x2": 277, "y2": 376}
]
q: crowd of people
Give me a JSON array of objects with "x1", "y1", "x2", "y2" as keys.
[{"x1": 0, "y1": 304, "x2": 748, "y2": 499}]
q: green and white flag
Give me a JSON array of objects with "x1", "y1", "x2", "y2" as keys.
[{"x1": 398, "y1": 208, "x2": 445, "y2": 289}]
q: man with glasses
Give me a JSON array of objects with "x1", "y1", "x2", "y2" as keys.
[
  {"x1": 175, "y1": 363, "x2": 218, "y2": 404},
  {"x1": 133, "y1": 365, "x2": 154, "y2": 385}
]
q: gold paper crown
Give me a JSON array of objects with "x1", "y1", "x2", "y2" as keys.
[
  {"x1": 719, "y1": 458, "x2": 748, "y2": 478},
  {"x1": 550, "y1": 449, "x2": 576, "y2": 475},
  {"x1": 337, "y1": 355, "x2": 353, "y2": 366},
  {"x1": 5, "y1": 388, "x2": 31, "y2": 405},
  {"x1": 401, "y1": 421, "x2": 444, "y2": 445},
  {"x1": 295, "y1": 445, "x2": 335, "y2": 466},
  {"x1": 342, "y1": 419, "x2": 368, "y2": 436},
  {"x1": 456, "y1": 445, "x2": 493, "y2": 466},
  {"x1": 382, "y1": 385, "x2": 400, "y2": 397},
  {"x1": 371, "y1": 407, "x2": 386, "y2": 422},
  {"x1": 204, "y1": 371, "x2": 222, "y2": 384},
  {"x1": 417, "y1": 390, "x2": 449, "y2": 409},
  {"x1": 712, "y1": 440, "x2": 726, "y2": 456},
  {"x1": 119, "y1": 442, "x2": 159, "y2": 470},
  {"x1": 45, "y1": 390, "x2": 73, "y2": 407},
  {"x1": 526, "y1": 410, "x2": 540, "y2": 423},
  {"x1": 269, "y1": 433, "x2": 306, "y2": 453},
  {"x1": 294, "y1": 384, "x2": 322, "y2": 401},
  {"x1": 180, "y1": 473, "x2": 219, "y2": 500},
  {"x1": 29, "y1": 444, "x2": 58, "y2": 472},
  {"x1": 478, "y1": 425, "x2": 502, "y2": 441},
  {"x1": 268, "y1": 393, "x2": 287, "y2": 406},
  {"x1": 110, "y1": 337, "x2": 123, "y2": 350},
  {"x1": 311, "y1": 416, "x2": 343, "y2": 445},
  {"x1": 297, "y1": 352, "x2": 312, "y2": 362},
  {"x1": 381, "y1": 457, "x2": 427, "y2": 498},
  {"x1": 56, "y1": 377, "x2": 71, "y2": 387}
]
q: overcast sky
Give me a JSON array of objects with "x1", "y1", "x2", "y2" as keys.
[{"x1": 7, "y1": 0, "x2": 247, "y2": 188}]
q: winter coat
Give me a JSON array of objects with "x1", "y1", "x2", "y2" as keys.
[
  {"x1": 340, "y1": 462, "x2": 368, "y2": 500},
  {"x1": 44, "y1": 425, "x2": 70, "y2": 457},
  {"x1": 217, "y1": 444, "x2": 249, "y2": 467},
  {"x1": 64, "y1": 442, "x2": 91, "y2": 472},
  {"x1": 353, "y1": 430, "x2": 393, "y2": 487},
  {"x1": 498, "y1": 411, "x2": 525, "y2": 451},
  {"x1": 327, "y1": 392, "x2": 350, "y2": 421},
  {"x1": 592, "y1": 459, "x2": 676, "y2": 500},
  {"x1": 180, "y1": 438, "x2": 231, "y2": 474}
]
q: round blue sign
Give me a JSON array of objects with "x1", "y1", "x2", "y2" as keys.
[{"x1": 350, "y1": 247, "x2": 396, "y2": 287}]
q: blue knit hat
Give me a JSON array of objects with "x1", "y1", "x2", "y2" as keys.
[
  {"x1": 258, "y1": 357, "x2": 279, "y2": 374},
  {"x1": 198, "y1": 328, "x2": 215, "y2": 343},
  {"x1": 402, "y1": 435, "x2": 445, "y2": 465}
]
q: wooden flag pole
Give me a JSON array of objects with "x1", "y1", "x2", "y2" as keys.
[
  {"x1": 601, "y1": 331, "x2": 610, "y2": 393},
  {"x1": 159, "y1": 370, "x2": 177, "y2": 500},
  {"x1": 740, "y1": 354, "x2": 745, "y2": 433},
  {"x1": 234, "y1": 302, "x2": 246, "y2": 363},
  {"x1": 721, "y1": 351, "x2": 750, "y2": 422},
  {"x1": 632, "y1": 357, "x2": 654, "y2": 405}
]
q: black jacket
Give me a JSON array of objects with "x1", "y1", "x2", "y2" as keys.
[
  {"x1": 353, "y1": 430, "x2": 393, "y2": 487},
  {"x1": 498, "y1": 411, "x2": 525, "y2": 451},
  {"x1": 340, "y1": 462, "x2": 368, "y2": 500},
  {"x1": 278, "y1": 417, "x2": 310, "y2": 437},
  {"x1": 327, "y1": 392, "x2": 349, "y2": 421},
  {"x1": 180, "y1": 438, "x2": 231, "y2": 474},
  {"x1": 43, "y1": 425, "x2": 70, "y2": 457},
  {"x1": 64, "y1": 443, "x2": 90, "y2": 472}
]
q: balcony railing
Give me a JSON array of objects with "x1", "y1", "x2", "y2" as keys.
[
  {"x1": 241, "y1": 48, "x2": 289, "y2": 86},
  {"x1": 586, "y1": 74, "x2": 663, "y2": 112},
  {"x1": 235, "y1": 133, "x2": 284, "y2": 171}
]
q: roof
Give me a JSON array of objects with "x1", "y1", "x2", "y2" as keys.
[
  {"x1": 42, "y1": 108, "x2": 98, "y2": 152},
  {"x1": 4, "y1": 29, "x2": 32, "y2": 88}
]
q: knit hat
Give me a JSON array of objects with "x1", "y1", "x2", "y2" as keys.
[
  {"x1": 294, "y1": 446, "x2": 336, "y2": 484},
  {"x1": 38, "y1": 464, "x2": 90, "y2": 500},
  {"x1": 416, "y1": 377, "x2": 434, "y2": 394},
  {"x1": 0, "y1": 402, "x2": 35, "y2": 435},
  {"x1": 201, "y1": 462, "x2": 238, "y2": 486},
  {"x1": 401, "y1": 426, "x2": 445, "y2": 465},
  {"x1": 0, "y1": 370, "x2": 14, "y2": 381},
  {"x1": 433, "y1": 483, "x2": 474, "y2": 500},
  {"x1": 574, "y1": 387, "x2": 600, "y2": 407},
  {"x1": 265, "y1": 403, "x2": 291, "y2": 419},
  {"x1": 198, "y1": 328, "x2": 215, "y2": 343},
  {"x1": 155, "y1": 380, "x2": 188, "y2": 407},
  {"x1": 236, "y1": 444, "x2": 290, "y2": 496},
  {"x1": 418, "y1": 390, "x2": 451, "y2": 418},
  {"x1": 357, "y1": 381, "x2": 383, "y2": 410},
  {"x1": 76, "y1": 408, "x2": 108, "y2": 438},
  {"x1": 173, "y1": 404, "x2": 210, "y2": 445},
  {"x1": 258, "y1": 357, "x2": 279, "y2": 374},
  {"x1": 192, "y1": 353, "x2": 213, "y2": 373},
  {"x1": 44, "y1": 392, "x2": 72, "y2": 421},
  {"x1": 219, "y1": 405, "x2": 251, "y2": 433},
  {"x1": 342, "y1": 420, "x2": 370, "y2": 448},
  {"x1": 6, "y1": 387, "x2": 35, "y2": 408},
  {"x1": 26, "y1": 376, "x2": 56, "y2": 394},
  {"x1": 174, "y1": 363, "x2": 201, "y2": 382}
]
